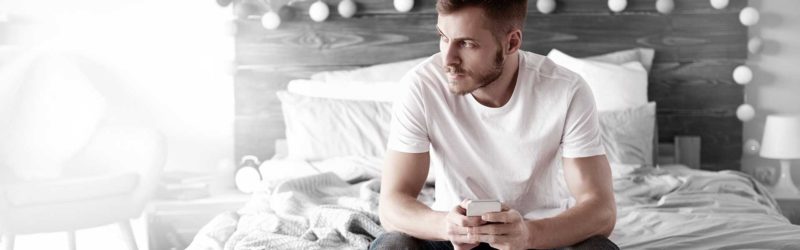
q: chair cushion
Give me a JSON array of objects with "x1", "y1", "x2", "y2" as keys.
[{"x1": 4, "y1": 172, "x2": 139, "y2": 207}]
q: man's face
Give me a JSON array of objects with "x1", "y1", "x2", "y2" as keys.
[{"x1": 437, "y1": 6, "x2": 506, "y2": 95}]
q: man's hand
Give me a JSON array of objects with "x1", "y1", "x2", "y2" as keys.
[
  {"x1": 471, "y1": 206, "x2": 531, "y2": 250},
  {"x1": 444, "y1": 200, "x2": 486, "y2": 250}
]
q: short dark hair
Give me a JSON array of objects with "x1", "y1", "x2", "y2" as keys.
[{"x1": 436, "y1": 0, "x2": 528, "y2": 35}]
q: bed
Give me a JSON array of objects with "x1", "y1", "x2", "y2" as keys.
[
  {"x1": 187, "y1": 158, "x2": 800, "y2": 249},
  {"x1": 190, "y1": 0, "x2": 800, "y2": 249}
]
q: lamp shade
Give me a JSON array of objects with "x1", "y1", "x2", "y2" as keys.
[{"x1": 760, "y1": 115, "x2": 800, "y2": 159}]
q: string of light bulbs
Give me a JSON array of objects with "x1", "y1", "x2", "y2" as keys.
[{"x1": 216, "y1": 0, "x2": 765, "y2": 155}]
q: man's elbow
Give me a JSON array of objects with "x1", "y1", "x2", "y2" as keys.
[
  {"x1": 598, "y1": 202, "x2": 616, "y2": 237},
  {"x1": 378, "y1": 200, "x2": 400, "y2": 232}
]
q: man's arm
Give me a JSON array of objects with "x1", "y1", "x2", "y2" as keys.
[
  {"x1": 524, "y1": 154, "x2": 616, "y2": 248},
  {"x1": 379, "y1": 150, "x2": 447, "y2": 240}
]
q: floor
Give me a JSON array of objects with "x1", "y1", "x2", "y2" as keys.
[{"x1": 2, "y1": 215, "x2": 149, "y2": 250}]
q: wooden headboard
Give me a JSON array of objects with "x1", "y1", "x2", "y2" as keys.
[{"x1": 234, "y1": 0, "x2": 747, "y2": 171}]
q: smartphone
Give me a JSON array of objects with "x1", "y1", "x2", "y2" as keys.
[{"x1": 466, "y1": 200, "x2": 501, "y2": 216}]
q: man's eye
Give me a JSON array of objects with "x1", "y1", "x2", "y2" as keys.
[{"x1": 462, "y1": 41, "x2": 475, "y2": 48}]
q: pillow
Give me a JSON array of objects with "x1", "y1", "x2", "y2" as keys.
[
  {"x1": 548, "y1": 49, "x2": 649, "y2": 111},
  {"x1": 310, "y1": 57, "x2": 427, "y2": 83},
  {"x1": 277, "y1": 91, "x2": 392, "y2": 161},
  {"x1": 598, "y1": 102, "x2": 656, "y2": 170},
  {"x1": 585, "y1": 47, "x2": 655, "y2": 72},
  {"x1": 287, "y1": 79, "x2": 403, "y2": 103}
]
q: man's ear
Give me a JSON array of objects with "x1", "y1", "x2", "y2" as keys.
[{"x1": 506, "y1": 29, "x2": 522, "y2": 55}]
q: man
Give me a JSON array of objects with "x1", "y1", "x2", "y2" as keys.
[{"x1": 371, "y1": 1, "x2": 617, "y2": 250}]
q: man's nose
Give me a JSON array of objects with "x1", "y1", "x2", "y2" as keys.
[{"x1": 443, "y1": 43, "x2": 461, "y2": 67}]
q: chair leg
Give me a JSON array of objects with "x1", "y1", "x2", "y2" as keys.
[
  {"x1": 67, "y1": 231, "x2": 76, "y2": 250},
  {"x1": 2, "y1": 234, "x2": 14, "y2": 250},
  {"x1": 117, "y1": 220, "x2": 138, "y2": 250}
]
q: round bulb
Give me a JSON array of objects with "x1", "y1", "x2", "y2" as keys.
[
  {"x1": 394, "y1": 0, "x2": 414, "y2": 13},
  {"x1": 608, "y1": 0, "x2": 627, "y2": 13},
  {"x1": 309, "y1": 1, "x2": 330, "y2": 22},
  {"x1": 748, "y1": 36, "x2": 764, "y2": 54},
  {"x1": 739, "y1": 7, "x2": 760, "y2": 26},
  {"x1": 656, "y1": 0, "x2": 674, "y2": 14},
  {"x1": 537, "y1": 0, "x2": 556, "y2": 14},
  {"x1": 744, "y1": 139, "x2": 761, "y2": 155},
  {"x1": 261, "y1": 11, "x2": 281, "y2": 30},
  {"x1": 217, "y1": 0, "x2": 233, "y2": 7},
  {"x1": 338, "y1": 0, "x2": 357, "y2": 18},
  {"x1": 710, "y1": 0, "x2": 729, "y2": 9},
  {"x1": 736, "y1": 104, "x2": 756, "y2": 122},
  {"x1": 733, "y1": 65, "x2": 753, "y2": 85}
]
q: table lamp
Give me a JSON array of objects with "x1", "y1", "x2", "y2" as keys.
[{"x1": 760, "y1": 115, "x2": 800, "y2": 198}]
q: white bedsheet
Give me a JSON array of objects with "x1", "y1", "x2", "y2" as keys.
[{"x1": 611, "y1": 165, "x2": 800, "y2": 249}]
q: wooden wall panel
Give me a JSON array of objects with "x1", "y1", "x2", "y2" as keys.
[
  {"x1": 247, "y1": 0, "x2": 747, "y2": 18},
  {"x1": 234, "y1": 0, "x2": 747, "y2": 170}
]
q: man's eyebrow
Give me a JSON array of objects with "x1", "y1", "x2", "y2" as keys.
[
  {"x1": 436, "y1": 26, "x2": 477, "y2": 42},
  {"x1": 436, "y1": 26, "x2": 448, "y2": 39}
]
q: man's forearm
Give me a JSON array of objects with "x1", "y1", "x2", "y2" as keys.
[
  {"x1": 379, "y1": 193, "x2": 448, "y2": 241},
  {"x1": 524, "y1": 196, "x2": 616, "y2": 249}
]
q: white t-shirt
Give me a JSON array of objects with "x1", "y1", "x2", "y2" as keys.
[{"x1": 387, "y1": 51, "x2": 605, "y2": 219}]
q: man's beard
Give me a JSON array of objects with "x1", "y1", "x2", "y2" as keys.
[{"x1": 446, "y1": 49, "x2": 506, "y2": 96}]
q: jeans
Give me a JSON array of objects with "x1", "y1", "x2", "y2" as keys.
[{"x1": 368, "y1": 231, "x2": 619, "y2": 250}]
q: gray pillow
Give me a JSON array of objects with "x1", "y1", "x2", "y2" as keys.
[{"x1": 598, "y1": 102, "x2": 656, "y2": 165}]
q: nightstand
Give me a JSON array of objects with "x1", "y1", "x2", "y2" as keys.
[
  {"x1": 775, "y1": 196, "x2": 800, "y2": 225},
  {"x1": 146, "y1": 191, "x2": 251, "y2": 250}
]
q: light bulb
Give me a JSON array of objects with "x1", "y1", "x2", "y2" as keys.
[
  {"x1": 736, "y1": 104, "x2": 755, "y2": 122},
  {"x1": 309, "y1": 1, "x2": 330, "y2": 22},
  {"x1": 608, "y1": 0, "x2": 627, "y2": 13},
  {"x1": 261, "y1": 11, "x2": 281, "y2": 30},
  {"x1": 744, "y1": 139, "x2": 760, "y2": 155},
  {"x1": 733, "y1": 65, "x2": 753, "y2": 85},
  {"x1": 338, "y1": 0, "x2": 357, "y2": 18},
  {"x1": 537, "y1": 0, "x2": 556, "y2": 14},
  {"x1": 710, "y1": 0, "x2": 729, "y2": 10},
  {"x1": 217, "y1": 0, "x2": 233, "y2": 7},
  {"x1": 394, "y1": 0, "x2": 414, "y2": 13},
  {"x1": 656, "y1": 0, "x2": 674, "y2": 14},
  {"x1": 748, "y1": 36, "x2": 763, "y2": 54},
  {"x1": 739, "y1": 7, "x2": 760, "y2": 26}
]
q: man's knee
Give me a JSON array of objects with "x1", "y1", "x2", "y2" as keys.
[
  {"x1": 564, "y1": 235, "x2": 619, "y2": 250},
  {"x1": 369, "y1": 231, "x2": 424, "y2": 250}
]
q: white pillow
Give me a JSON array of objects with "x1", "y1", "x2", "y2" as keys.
[
  {"x1": 310, "y1": 57, "x2": 427, "y2": 83},
  {"x1": 287, "y1": 79, "x2": 403, "y2": 103},
  {"x1": 547, "y1": 49, "x2": 648, "y2": 111},
  {"x1": 277, "y1": 91, "x2": 392, "y2": 161}
]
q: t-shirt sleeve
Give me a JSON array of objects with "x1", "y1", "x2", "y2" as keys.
[
  {"x1": 386, "y1": 74, "x2": 431, "y2": 153},
  {"x1": 561, "y1": 78, "x2": 606, "y2": 158}
]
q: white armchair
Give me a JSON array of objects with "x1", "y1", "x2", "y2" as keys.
[{"x1": 0, "y1": 126, "x2": 166, "y2": 250}]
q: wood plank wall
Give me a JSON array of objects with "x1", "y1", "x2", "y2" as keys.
[{"x1": 235, "y1": 0, "x2": 747, "y2": 171}]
